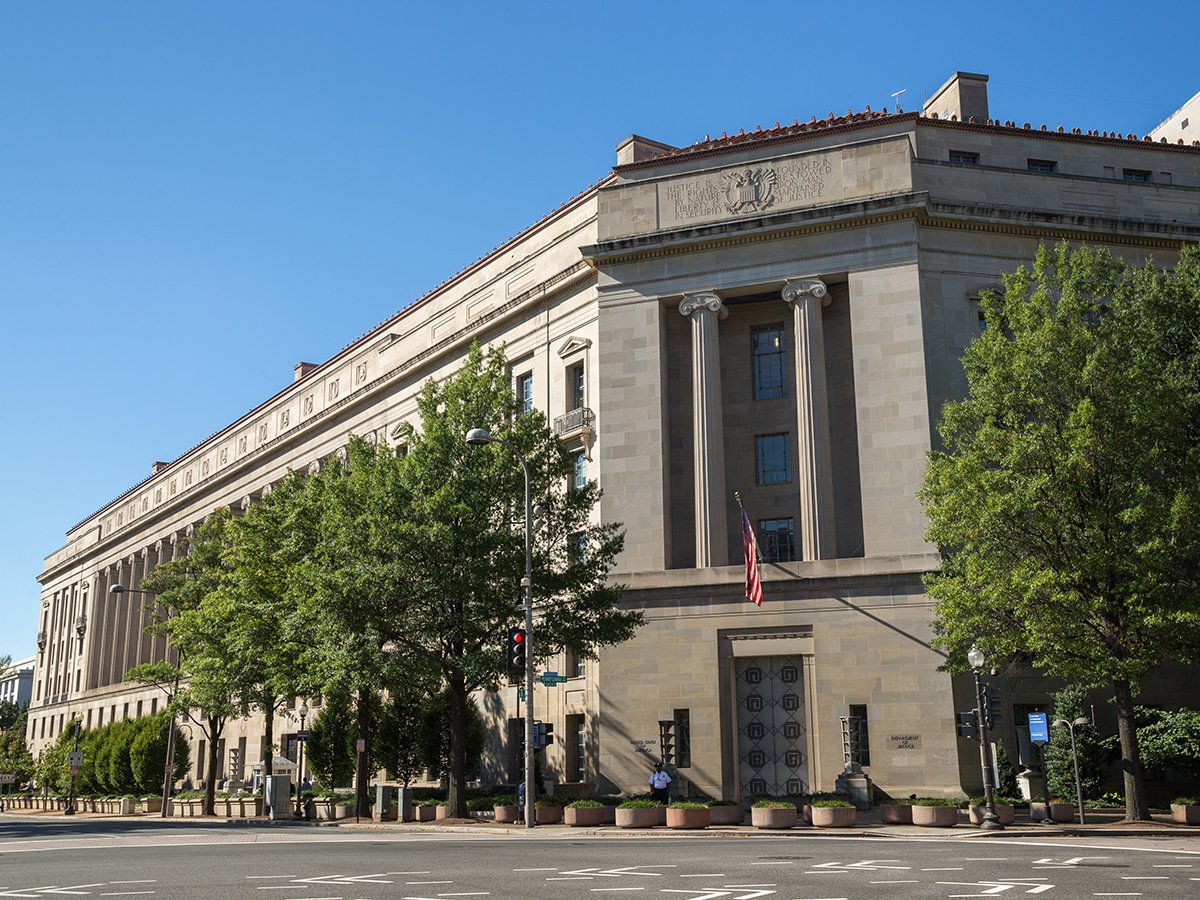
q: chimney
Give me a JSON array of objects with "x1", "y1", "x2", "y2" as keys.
[
  {"x1": 151, "y1": 461, "x2": 170, "y2": 475},
  {"x1": 923, "y1": 72, "x2": 989, "y2": 123},
  {"x1": 615, "y1": 134, "x2": 677, "y2": 167},
  {"x1": 294, "y1": 361, "x2": 318, "y2": 382}
]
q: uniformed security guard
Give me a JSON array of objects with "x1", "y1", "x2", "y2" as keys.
[{"x1": 648, "y1": 763, "x2": 671, "y2": 803}]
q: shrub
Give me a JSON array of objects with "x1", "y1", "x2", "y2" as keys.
[
  {"x1": 566, "y1": 799, "x2": 604, "y2": 809},
  {"x1": 1136, "y1": 708, "x2": 1200, "y2": 779},
  {"x1": 880, "y1": 797, "x2": 914, "y2": 805},
  {"x1": 668, "y1": 801, "x2": 708, "y2": 810},
  {"x1": 752, "y1": 799, "x2": 796, "y2": 809},
  {"x1": 467, "y1": 795, "x2": 497, "y2": 811},
  {"x1": 490, "y1": 794, "x2": 517, "y2": 807},
  {"x1": 618, "y1": 798, "x2": 661, "y2": 809},
  {"x1": 994, "y1": 740, "x2": 1019, "y2": 798},
  {"x1": 1173, "y1": 796, "x2": 1200, "y2": 806},
  {"x1": 414, "y1": 798, "x2": 443, "y2": 807},
  {"x1": 911, "y1": 797, "x2": 959, "y2": 807},
  {"x1": 810, "y1": 798, "x2": 853, "y2": 808},
  {"x1": 1045, "y1": 686, "x2": 1105, "y2": 800},
  {"x1": 534, "y1": 797, "x2": 561, "y2": 808}
]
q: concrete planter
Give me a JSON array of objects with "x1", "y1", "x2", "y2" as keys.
[
  {"x1": 118, "y1": 798, "x2": 135, "y2": 816},
  {"x1": 811, "y1": 806, "x2": 857, "y2": 828},
  {"x1": 968, "y1": 803, "x2": 1015, "y2": 825},
  {"x1": 141, "y1": 797, "x2": 162, "y2": 814},
  {"x1": 565, "y1": 806, "x2": 606, "y2": 826},
  {"x1": 751, "y1": 806, "x2": 798, "y2": 829},
  {"x1": 615, "y1": 807, "x2": 660, "y2": 829},
  {"x1": 416, "y1": 805, "x2": 437, "y2": 821},
  {"x1": 666, "y1": 807, "x2": 711, "y2": 829},
  {"x1": 535, "y1": 804, "x2": 563, "y2": 825},
  {"x1": 1031, "y1": 801, "x2": 1075, "y2": 823},
  {"x1": 1171, "y1": 804, "x2": 1200, "y2": 825},
  {"x1": 912, "y1": 805, "x2": 958, "y2": 827},
  {"x1": 239, "y1": 797, "x2": 264, "y2": 817},
  {"x1": 707, "y1": 804, "x2": 745, "y2": 825},
  {"x1": 335, "y1": 803, "x2": 355, "y2": 820},
  {"x1": 879, "y1": 803, "x2": 913, "y2": 824},
  {"x1": 494, "y1": 804, "x2": 518, "y2": 823},
  {"x1": 435, "y1": 804, "x2": 450, "y2": 820}
]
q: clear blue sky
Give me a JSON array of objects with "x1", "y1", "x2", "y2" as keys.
[{"x1": 1, "y1": 1, "x2": 1196, "y2": 662}]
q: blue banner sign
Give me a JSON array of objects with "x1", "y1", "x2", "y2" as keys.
[{"x1": 1028, "y1": 711, "x2": 1049, "y2": 745}]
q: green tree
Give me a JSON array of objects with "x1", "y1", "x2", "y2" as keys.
[
  {"x1": 129, "y1": 713, "x2": 190, "y2": 795},
  {"x1": 375, "y1": 680, "x2": 435, "y2": 789},
  {"x1": 0, "y1": 708, "x2": 34, "y2": 786},
  {"x1": 920, "y1": 243, "x2": 1200, "y2": 821},
  {"x1": 140, "y1": 510, "x2": 241, "y2": 815},
  {"x1": 993, "y1": 738, "x2": 1019, "y2": 799},
  {"x1": 0, "y1": 700, "x2": 23, "y2": 732},
  {"x1": 418, "y1": 687, "x2": 485, "y2": 786},
  {"x1": 1044, "y1": 685, "x2": 1106, "y2": 801},
  {"x1": 305, "y1": 693, "x2": 356, "y2": 791},
  {"x1": 302, "y1": 344, "x2": 641, "y2": 816},
  {"x1": 1135, "y1": 707, "x2": 1200, "y2": 779},
  {"x1": 107, "y1": 721, "x2": 137, "y2": 794}
]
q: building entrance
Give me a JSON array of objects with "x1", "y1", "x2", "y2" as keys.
[{"x1": 735, "y1": 655, "x2": 808, "y2": 801}]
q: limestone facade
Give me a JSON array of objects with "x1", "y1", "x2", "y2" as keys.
[{"x1": 29, "y1": 73, "x2": 1200, "y2": 800}]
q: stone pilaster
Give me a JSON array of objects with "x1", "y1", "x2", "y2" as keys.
[
  {"x1": 679, "y1": 291, "x2": 728, "y2": 568},
  {"x1": 782, "y1": 277, "x2": 836, "y2": 561}
]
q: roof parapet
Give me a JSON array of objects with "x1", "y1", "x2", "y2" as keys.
[{"x1": 923, "y1": 71, "x2": 989, "y2": 124}]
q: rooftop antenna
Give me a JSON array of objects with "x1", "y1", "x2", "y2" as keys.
[{"x1": 890, "y1": 89, "x2": 907, "y2": 113}]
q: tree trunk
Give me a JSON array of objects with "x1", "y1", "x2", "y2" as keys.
[
  {"x1": 448, "y1": 679, "x2": 468, "y2": 818},
  {"x1": 203, "y1": 715, "x2": 222, "y2": 816},
  {"x1": 1113, "y1": 679, "x2": 1150, "y2": 821},
  {"x1": 263, "y1": 701, "x2": 274, "y2": 814},
  {"x1": 354, "y1": 685, "x2": 370, "y2": 819}
]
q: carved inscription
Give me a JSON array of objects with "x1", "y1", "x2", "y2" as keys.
[
  {"x1": 887, "y1": 734, "x2": 922, "y2": 750},
  {"x1": 661, "y1": 155, "x2": 835, "y2": 227}
]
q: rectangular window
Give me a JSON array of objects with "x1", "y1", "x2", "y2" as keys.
[
  {"x1": 1123, "y1": 168, "x2": 1151, "y2": 183},
  {"x1": 569, "y1": 529, "x2": 587, "y2": 565},
  {"x1": 849, "y1": 704, "x2": 871, "y2": 767},
  {"x1": 755, "y1": 434, "x2": 791, "y2": 484},
  {"x1": 568, "y1": 363, "x2": 585, "y2": 411},
  {"x1": 1027, "y1": 158, "x2": 1057, "y2": 173},
  {"x1": 566, "y1": 650, "x2": 586, "y2": 679},
  {"x1": 949, "y1": 150, "x2": 979, "y2": 166},
  {"x1": 197, "y1": 740, "x2": 206, "y2": 783},
  {"x1": 752, "y1": 325, "x2": 786, "y2": 400},
  {"x1": 517, "y1": 372, "x2": 533, "y2": 415},
  {"x1": 150, "y1": 697, "x2": 157, "y2": 715},
  {"x1": 567, "y1": 713, "x2": 586, "y2": 782},
  {"x1": 573, "y1": 450, "x2": 587, "y2": 491},
  {"x1": 673, "y1": 709, "x2": 692, "y2": 768},
  {"x1": 759, "y1": 518, "x2": 796, "y2": 562}
]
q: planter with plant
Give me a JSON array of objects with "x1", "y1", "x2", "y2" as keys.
[
  {"x1": 751, "y1": 799, "x2": 798, "y2": 830},
  {"x1": 911, "y1": 797, "x2": 960, "y2": 827},
  {"x1": 666, "y1": 801, "x2": 710, "y2": 830},
  {"x1": 1171, "y1": 797, "x2": 1200, "y2": 825},
  {"x1": 968, "y1": 796, "x2": 1016, "y2": 825},
  {"x1": 491, "y1": 793, "x2": 519, "y2": 823},
  {"x1": 707, "y1": 799, "x2": 744, "y2": 825},
  {"x1": 415, "y1": 798, "x2": 441, "y2": 821},
  {"x1": 616, "y1": 798, "x2": 661, "y2": 829},
  {"x1": 534, "y1": 796, "x2": 563, "y2": 824},
  {"x1": 879, "y1": 797, "x2": 914, "y2": 824},
  {"x1": 810, "y1": 798, "x2": 856, "y2": 828},
  {"x1": 565, "y1": 798, "x2": 606, "y2": 827}
]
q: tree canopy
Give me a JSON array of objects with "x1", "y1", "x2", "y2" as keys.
[{"x1": 920, "y1": 243, "x2": 1200, "y2": 820}]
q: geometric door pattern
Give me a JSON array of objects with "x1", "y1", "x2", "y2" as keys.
[{"x1": 736, "y1": 655, "x2": 808, "y2": 802}]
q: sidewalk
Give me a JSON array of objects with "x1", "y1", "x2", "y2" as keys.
[{"x1": 7, "y1": 805, "x2": 1196, "y2": 841}]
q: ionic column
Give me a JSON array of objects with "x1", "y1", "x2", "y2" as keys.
[
  {"x1": 782, "y1": 277, "x2": 836, "y2": 561},
  {"x1": 679, "y1": 291, "x2": 729, "y2": 568},
  {"x1": 106, "y1": 560, "x2": 125, "y2": 687}
]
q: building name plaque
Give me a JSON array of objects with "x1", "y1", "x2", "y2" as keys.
[{"x1": 887, "y1": 734, "x2": 922, "y2": 750}]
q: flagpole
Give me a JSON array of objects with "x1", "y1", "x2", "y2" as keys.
[{"x1": 733, "y1": 491, "x2": 760, "y2": 562}]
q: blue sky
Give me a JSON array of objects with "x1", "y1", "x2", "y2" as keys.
[{"x1": 1, "y1": 1, "x2": 1196, "y2": 662}]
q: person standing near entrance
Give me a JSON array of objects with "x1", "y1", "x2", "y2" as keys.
[{"x1": 649, "y1": 763, "x2": 671, "y2": 803}]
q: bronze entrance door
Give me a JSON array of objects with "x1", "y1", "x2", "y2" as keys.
[{"x1": 736, "y1": 655, "x2": 808, "y2": 801}]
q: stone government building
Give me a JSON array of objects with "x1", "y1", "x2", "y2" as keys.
[{"x1": 30, "y1": 72, "x2": 1200, "y2": 801}]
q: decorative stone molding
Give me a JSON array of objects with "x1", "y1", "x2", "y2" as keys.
[
  {"x1": 240, "y1": 495, "x2": 252, "y2": 511},
  {"x1": 336, "y1": 446, "x2": 348, "y2": 465},
  {"x1": 557, "y1": 335, "x2": 592, "y2": 358},
  {"x1": 308, "y1": 460, "x2": 322, "y2": 475}
]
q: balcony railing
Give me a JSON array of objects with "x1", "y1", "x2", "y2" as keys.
[{"x1": 553, "y1": 406, "x2": 595, "y2": 438}]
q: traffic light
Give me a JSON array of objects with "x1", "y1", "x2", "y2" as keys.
[
  {"x1": 984, "y1": 683, "x2": 1003, "y2": 728},
  {"x1": 956, "y1": 710, "x2": 978, "y2": 741},
  {"x1": 533, "y1": 720, "x2": 555, "y2": 750},
  {"x1": 507, "y1": 628, "x2": 527, "y2": 676},
  {"x1": 659, "y1": 719, "x2": 675, "y2": 766}
]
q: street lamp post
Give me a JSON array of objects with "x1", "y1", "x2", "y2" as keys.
[
  {"x1": 64, "y1": 716, "x2": 81, "y2": 815},
  {"x1": 465, "y1": 427, "x2": 536, "y2": 829},
  {"x1": 109, "y1": 583, "x2": 177, "y2": 818},
  {"x1": 294, "y1": 701, "x2": 309, "y2": 819},
  {"x1": 967, "y1": 644, "x2": 1003, "y2": 830},
  {"x1": 1052, "y1": 715, "x2": 1090, "y2": 825}
]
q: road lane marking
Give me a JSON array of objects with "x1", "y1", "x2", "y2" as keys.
[
  {"x1": 511, "y1": 869, "x2": 555, "y2": 872},
  {"x1": 1152, "y1": 864, "x2": 1192, "y2": 867},
  {"x1": 247, "y1": 877, "x2": 292, "y2": 880},
  {"x1": 679, "y1": 875, "x2": 726, "y2": 878},
  {"x1": 870, "y1": 881, "x2": 919, "y2": 885},
  {"x1": 1120, "y1": 877, "x2": 1168, "y2": 880},
  {"x1": 588, "y1": 890, "x2": 645, "y2": 893}
]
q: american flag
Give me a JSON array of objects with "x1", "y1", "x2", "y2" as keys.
[{"x1": 740, "y1": 508, "x2": 763, "y2": 606}]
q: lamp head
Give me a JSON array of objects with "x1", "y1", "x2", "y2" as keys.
[
  {"x1": 967, "y1": 644, "x2": 985, "y2": 671},
  {"x1": 1052, "y1": 718, "x2": 1069, "y2": 727},
  {"x1": 298, "y1": 701, "x2": 309, "y2": 719},
  {"x1": 109, "y1": 583, "x2": 126, "y2": 594},
  {"x1": 1073, "y1": 716, "x2": 1090, "y2": 727},
  {"x1": 464, "y1": 427, "x2": 492, "y2": 446}
]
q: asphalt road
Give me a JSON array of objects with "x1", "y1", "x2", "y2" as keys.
[{"x1": 2, "y1": 817, "x2": 1200, "y2": 899}]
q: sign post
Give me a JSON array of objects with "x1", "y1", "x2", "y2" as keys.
[{"x1": 1027, "y1": 712, "x2": 1053, "y2": 824}]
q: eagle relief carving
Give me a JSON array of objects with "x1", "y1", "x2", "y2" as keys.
[{"x1": 721, "y1": 167, "x2": 778, "y2": 214}]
